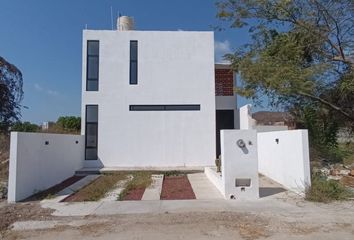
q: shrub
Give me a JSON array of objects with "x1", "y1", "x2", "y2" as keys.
[
  {"x1": 305, "y1": 174, "x2": 353, "y2": 203},
  {"x1": 56, "y1": 116, "x2": 81, "y2": 132},
  {"x1": 11, "y1": 121, "x2": 39, "y2": 132}
]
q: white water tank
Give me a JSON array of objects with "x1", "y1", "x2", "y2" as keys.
[{"x1": 117, "y1": 16, "x2": 134, "y2": 31}]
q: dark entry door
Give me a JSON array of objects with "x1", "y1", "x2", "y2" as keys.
[{"x1": 216, "y1": 110, "x2": 234, "y2": 157}]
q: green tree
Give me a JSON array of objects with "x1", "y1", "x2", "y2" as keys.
[
  {"x1": 0, "y1": 56, "x2": 24, "y2": 133},
  {"x1": 11, "y1": 122, "x2": 39, "y2": 132},
  {"x1": 216, "y1": 0, "x2": 354, "y2": 137},
  {"x1": 56, "y1": 116, "x2": 81, "y2": 132}
]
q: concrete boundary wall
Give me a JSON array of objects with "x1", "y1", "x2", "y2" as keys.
[
  {"x1": 8, "y1": 132, "x2": 84, "y2": 202},
  {"x1": 257, "y1": 130, "x2": 311, "y2": 193}
]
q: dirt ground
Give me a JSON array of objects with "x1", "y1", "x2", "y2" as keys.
[
  {"x1": 2, "y1": 206, "x2": 354, "y2": 240},
  {"x1": 0, "y1": 201, "x2": 54, "y2": 237}
]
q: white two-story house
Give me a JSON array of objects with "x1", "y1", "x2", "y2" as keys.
[{"x1": 81, "y1": 16, "x2": 237, "y2": 168}]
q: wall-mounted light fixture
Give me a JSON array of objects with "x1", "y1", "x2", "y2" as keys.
[{"x1": 236, "y1": 139, "x2": 246, "y2": 148}]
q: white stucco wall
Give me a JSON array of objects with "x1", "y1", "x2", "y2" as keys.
[
  {"x1": 220, "y1": 130, "x2": 259, "y2": 199},
  {"x1": 255, "y1": 125, "x2": 288, "y2": 132},
  {"x1": 257, "y1": 130, "x2": 311, "y2": 193},
  {"x1": 8, "y1": 132, "x2": 84, "y2": 202},
  {"x1": 81, "y1": 30, "x2": 216, "y2": 167},
  {"x1": 239, "y1": 104, "x2": 255, "y2": 130}
]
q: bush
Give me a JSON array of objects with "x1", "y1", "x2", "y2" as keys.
[
  {"x1": 56, "y1": 116, "x2": 80, "y2": 132},
  {"x1": 11, "y1": 121, "x2": 39, "y2": 132},
  {"x1": 305, "y1": 174, "x2": 353, "y2": 203}
]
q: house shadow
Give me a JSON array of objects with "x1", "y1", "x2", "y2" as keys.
[{"x1": 259, "y1": 187, "x2": 286, "y2": 198}]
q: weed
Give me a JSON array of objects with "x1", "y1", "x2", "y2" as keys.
[
  {"x1": 163, "y1": 170, "x2": 182, "y2": 177},
  {"x1": 310, "y1": 142, "x2": 354, "y2": 165},
  {"x1": 68, "y1": 173, "x2": 127, "y2": 201},
  {"x1": 118, "y1": 172, "x2": 152, "y2": 200},
  {"x1": 305, "y1": 174, "x2": 354, "y2": 203}
]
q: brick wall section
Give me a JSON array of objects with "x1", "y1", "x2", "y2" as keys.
[{"x1": 215, "y1": 69, "x2": 234, "y2": 96}]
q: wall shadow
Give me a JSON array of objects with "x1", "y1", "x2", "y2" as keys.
[{"x1": 259, "y1": 187, "x2": 286, "y2": 198}]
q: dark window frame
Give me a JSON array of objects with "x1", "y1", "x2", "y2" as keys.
[
  {"x1": 85, "y1": 105, "x2": 98, "y2": 160},
  {"x1": 129, "y1": 104, "x2": 201, "y2": 111},
  {"x1": 86, "y1": 40, "x2": 99, "y2": 91},
  {"x1": 130, "y1": 40, "x2": 138, "y2": 85}
]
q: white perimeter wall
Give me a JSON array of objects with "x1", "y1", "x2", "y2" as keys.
[
  {"x1": 8, "y1": 132, "x2": 84, "y2": 202},
  {"x1": 82, "y1": 30, "x2": 215, "y2": 168},
  {"x1": 257, "y1": 130, "x2": 311, "y2": 193},
  {"x1": 239, "y1": 104, "x2": 255, "y2": 130}
]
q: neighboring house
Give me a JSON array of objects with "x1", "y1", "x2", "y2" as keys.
[
  {"x1": 81, "y1": 16, "x2": 237, "y2": 168},
  {"x1": 41, "y1": 121, "x2": 55, "y2": 130},
  {"x1": 252, "y1": 111, "x2": 295, "y2": 129}
]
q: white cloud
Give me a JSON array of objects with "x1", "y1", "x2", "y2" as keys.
[
  {"x1": 34, "y1": 83, "x2": 59, "y2": 96},
  {"x1": 34, "y1": 83, "x2": 43, "y2": 91},
  {"x1": 47, "y1": 90, "x2": 59, "y2": 96},
  {"x1": 214, "y1": 40, "x2": 232, "y2": 63}
]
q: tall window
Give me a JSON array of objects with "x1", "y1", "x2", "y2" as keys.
[
  {"x1": 86, "y1": 40, "x2": 99, "y2": 91},
  {"x1": 85, "y1": 105, "x2": 98, "y2": 160},
  {"x1": 130, "y1": 40, "x2": 138, "y2": 84}
]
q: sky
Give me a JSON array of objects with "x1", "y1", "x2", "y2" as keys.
[{"x1": 0, "y1": 0, "x2": 256, "y2": 124}]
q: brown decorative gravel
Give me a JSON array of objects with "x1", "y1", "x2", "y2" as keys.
[
  {"x1": 160, "y1": 175, "x2": 196, "y2": 200},
  {"x1": 122, "y1": 188, "x2": 145, "y2": 201}
]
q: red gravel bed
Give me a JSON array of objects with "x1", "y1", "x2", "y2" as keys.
[
  {"x1": 25, "y1": 175, "x2": 85, "y2": 201},
  {"x1": 122, "y1": 188, "x2": 145, "y2": 201},
  {"x1": 160, "y1": 175, "x2": 196, "y2": 200}
]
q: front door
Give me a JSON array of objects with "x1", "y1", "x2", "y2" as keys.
[{"x1": 216, "y1": 110, "x2": 234, "y2": 157}]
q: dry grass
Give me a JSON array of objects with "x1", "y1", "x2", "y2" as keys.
[
  {"x1": 305, "y1": 174, "x2": 354, "y2": 203},
  {"x1": 0, "y1": 162, "x2": 9, "y2": 182},
  {"x1": 118, "y1": 172, "x2": 152, "y2": 200},
  {"x1": 341, "y1": 143, "x2": 354, "y2": 166},
  {"x1": 0, "y1": 134, "x2": 9, "y2": 163},
  {"x1": 41, "y1": 127, "x2": 80, "y2": 135},
  {"x1": 65, "y1": 173, "x2": 128, "y2": 201},
  {"x1": 0, "y1": 134, "x2": 9, "y2": 183}
]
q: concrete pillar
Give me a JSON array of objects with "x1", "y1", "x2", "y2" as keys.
[{"x1": 220, "y1": 130, "x2": 259, "y2": 200}]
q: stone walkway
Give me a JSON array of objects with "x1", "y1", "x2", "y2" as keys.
[
  {"x1": 187, "y1": 173, "x2": 223, "y2": 200},
  {"x1": 142, "y1": 175, "x2": 164, "y2": 200},
  {"x1": 100, "y1": 175, "x2": 133, "y2": 202}
]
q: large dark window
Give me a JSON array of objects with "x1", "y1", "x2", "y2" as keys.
[
  {"x1": 129, "y1": 104, "x2": 201, "y2": 111},
  {"x1": 86, "y1": 41, "x2": 99, "y2": 91},
  {"x1": 85, "y1": 105, "x2": 98, "y2": 160},
  {"x1": 130, "y1": 40, "x2": 138, "y2": 84}
]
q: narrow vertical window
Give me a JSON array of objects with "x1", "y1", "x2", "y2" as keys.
[
  {"x1": 85, "y1": 105, "x2": 98, "y2": 160},
  {"x1": 130, "y1": 40, "x2": 138, "y2": 84},
  {"x1": 86, "y1": 40, "x2": 99, "y2": 91}
]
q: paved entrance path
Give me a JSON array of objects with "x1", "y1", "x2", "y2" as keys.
[{"x1": 187, "y1": 173, "x2": 223, "y2": 199}]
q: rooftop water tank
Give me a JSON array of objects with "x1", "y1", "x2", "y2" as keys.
[{"x1": 117, "y1": 16, "x2": 134, "y2": 31}]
